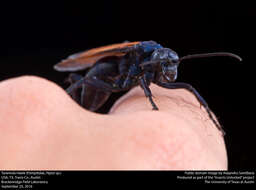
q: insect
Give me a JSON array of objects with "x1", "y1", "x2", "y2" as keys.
[{"x1": 54, "y1": 41, "x2": 242, "y2": 136}]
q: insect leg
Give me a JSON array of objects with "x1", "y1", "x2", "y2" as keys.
[
  {"x1": 156, "y1": 81, "x2": 225, "y2": 136},
  {"x1": 66, "y1": 77, "x2": 85, "y2": 94},
  {"x1": 139, "y1": 76, "x2": 159, "y2": 110},
  {"x1": 65, "y1": 73, "x2": 84, "y2": 103},
  {"x1": 80, "y1": 77, "x2": 126, "y2": 111},
  {"x1": 80, "y1": 84, "x2": 87, "y2": 106},
  {"x1": 65, "y1": 76, "x2": 125, "y2": 110},
  {"x1": 83, "y1": 77, "x2": 125, "y2": 92}
]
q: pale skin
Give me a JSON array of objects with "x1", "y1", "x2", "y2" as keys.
[{"x1": 0, "y1": 76, "x2": 227, "y2": 170}]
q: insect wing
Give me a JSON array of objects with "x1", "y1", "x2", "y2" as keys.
[{"x1": 54, "y1": 41, "x2": 140, "y2": 72}]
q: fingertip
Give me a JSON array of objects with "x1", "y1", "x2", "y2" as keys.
[
  {"x1": 108, "y1": 84, "x2": 227, "y2": 169},
  {"x1": 0, "y1": 76, "x2": 92, "y2": 131}
]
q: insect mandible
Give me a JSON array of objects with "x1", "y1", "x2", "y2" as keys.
[{"x1": 54, "y1": 41, "x2": 242, "y2": 136}]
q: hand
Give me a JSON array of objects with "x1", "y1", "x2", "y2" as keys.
[{"x1": 0, "y1": 76, "x2": 227, "y2": 170}]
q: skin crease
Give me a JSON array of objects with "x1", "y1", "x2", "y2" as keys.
[{"x1": 0, "y1": 76, "x2": 227, "y2": 170}]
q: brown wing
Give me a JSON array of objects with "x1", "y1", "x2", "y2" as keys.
[{"x1": 54, "y1": 41, "x2": 140, "y2": 72}]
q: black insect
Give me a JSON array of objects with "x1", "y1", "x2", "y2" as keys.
[{"x1": 54, "y1": 41, "x2": 242, "y2": 136}]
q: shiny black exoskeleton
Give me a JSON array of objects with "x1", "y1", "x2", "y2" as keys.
[{"x1": 55, "y1": 41, "x2": 242, "y2": 136}]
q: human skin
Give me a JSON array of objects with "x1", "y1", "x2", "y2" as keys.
[{"x1": 0, "y1": 76, "x2": 227, "y2": 170}]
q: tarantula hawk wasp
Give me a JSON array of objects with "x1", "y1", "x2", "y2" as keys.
[{"x1": 54, "y1": 41, "x2": 242, "y2": 136}]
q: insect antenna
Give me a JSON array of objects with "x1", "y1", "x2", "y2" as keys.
[{"x1": 180, "y1": 52, "x2": 242, "y2": 62}]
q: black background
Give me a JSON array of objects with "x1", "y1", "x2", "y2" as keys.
[{"x1": 0, "y1": 1, "x2": 255, "y2": 170}]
